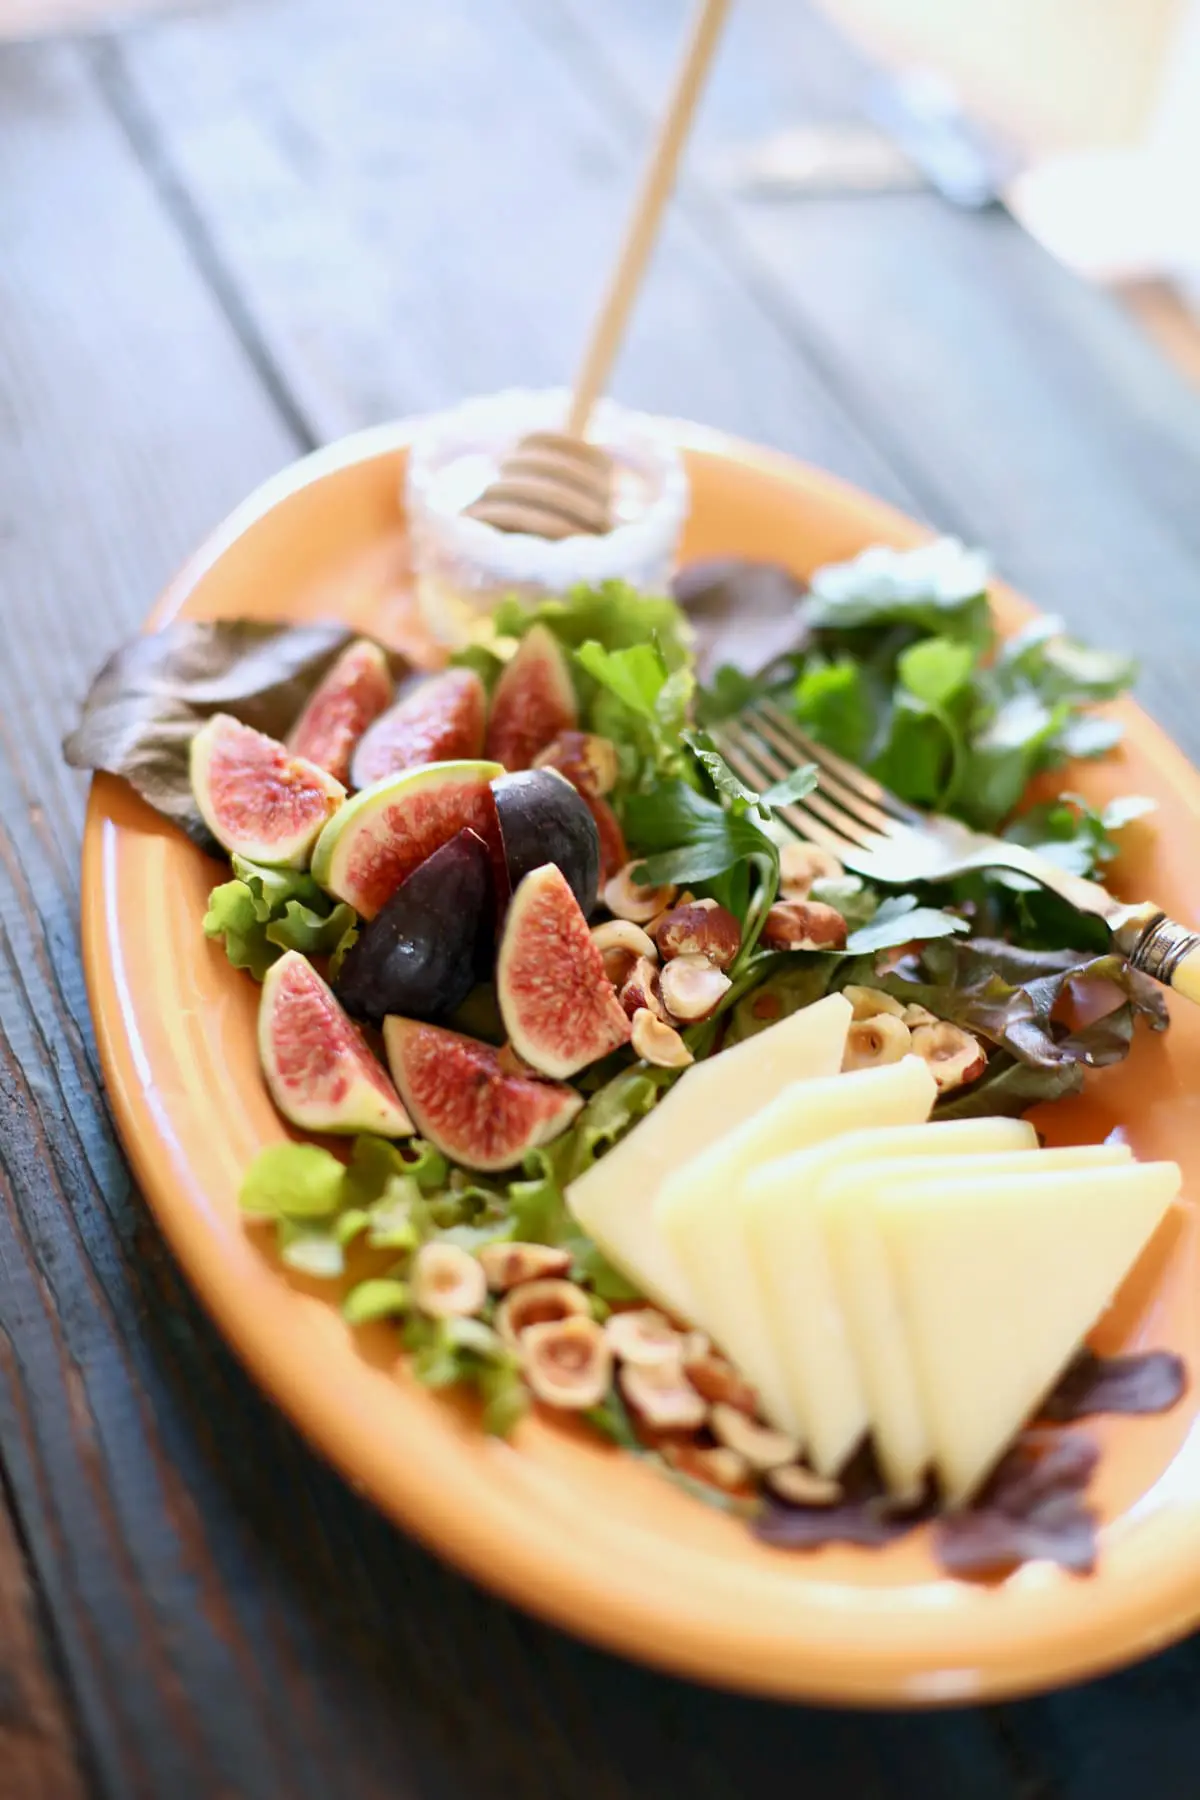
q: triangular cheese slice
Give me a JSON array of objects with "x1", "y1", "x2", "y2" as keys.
[
  {"x1": 565, "y1": 993, "x2": 851, "y2": 1321},
  {"x1": 877, "y1": 1158, "x2": 1179, "y2": 1503},
  {"x1": 655, "y1": 1056, "x2": 937, "y2": 1436},
  {"x1": 743, "y1": 1116, "x2": 1037, "y2": 1477},
  {"x1": 823, "y1": 1141, "x2": 1131, "y2": 1493}
]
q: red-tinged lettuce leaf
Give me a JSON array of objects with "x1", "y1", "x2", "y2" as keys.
[
  {"x1": 64, "y1": 619, "x2": 410, "y2": 849},
  {"x1": 877, "y1": 937, "x2": 1167, "y2": 1116},
  {"x1": 672, "y1": 558, "x2": 808, "y2": 686},
  {"x1": 934, "y1": 1431, "x2": 1100, "y2": 1579},
  {"x1": 1040, "y1": 1349, "x2": 1186, "y2": 1421}
]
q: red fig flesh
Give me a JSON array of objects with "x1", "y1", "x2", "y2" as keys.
[
  {"x1": 259, "y1": 951, "x2": 413, "y2": 1136},
  {"x1": 383, "y1": 1019, "x2": 582, "y2": 1172},
  {"x1": 287, "y1": 638, "x2": 393, "y2": 785},
  {"x1": 350, "y1": 667, "x2": 487, "y2": 790},
  {"x1": 190, "y1": 713, "x2": 344, "y2": 867},
  {"x1": 497, "y1": 864, "x2": 631, "y2": 1078},
  {"x1": 484, "y1": 625, "x2": 577, "y2": 772},
  {"x1": 312, "y1": 758, "x2": 503, "y2": 919}
]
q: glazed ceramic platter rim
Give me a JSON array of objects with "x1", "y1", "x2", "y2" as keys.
[{"x1": 81, "y1": 419, "x2": 1200, "y2": 1705}]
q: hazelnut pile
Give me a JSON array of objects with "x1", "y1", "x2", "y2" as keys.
[
  {"x1": 405, "y1": 1238, "x2": 847, "y2": 1506},
  {"x1": 840, "y1": 985, "x2": 986, "y2": 1091},
  {"x1": 593, "y1": 869, "x2": 743, "y2": 1067}
]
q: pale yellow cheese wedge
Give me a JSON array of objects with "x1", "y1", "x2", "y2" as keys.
[
  {"x1": 875, "y1": 1156, "x2": 1178, "y2": 1502},
  {"x1": 743, "y1": 1116, "x2": 1038, "y2": 1478},
  {"x1": 565, "y1": 992, "x2": 852, "y2": 1321},
  {"x1": 655, "y1": 1056, "x2": 938, "y2": 1435},
  {"x1": 823, "y1": 1140, "x2": 1133, "y2": 1495}
]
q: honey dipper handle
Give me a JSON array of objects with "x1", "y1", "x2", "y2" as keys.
[{"x1": 565, "y1": 0, "x2": 731, "y2": 438}]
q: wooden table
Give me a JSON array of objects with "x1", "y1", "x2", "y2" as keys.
[{"x1": 4, "y1": 1, "x2": 1200, "y2": 1793}]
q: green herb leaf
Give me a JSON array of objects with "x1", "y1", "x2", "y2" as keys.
[
  {"x1": 845, "y1": 895, "x2": 968, "y2": 955},
  {"x1": 624, "y1": 781, "x2": 779, "y2": 893},
  {"x1": 897, "y1": 636, "x2": 977, "y2": 708}
]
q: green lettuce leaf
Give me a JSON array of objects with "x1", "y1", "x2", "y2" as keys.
[
  {"x1": 493, "y1": 579, "x2": 692, "y2": 670},
  {"x1": 204, "y1": 855, "x2": 358, "y2": 981}
]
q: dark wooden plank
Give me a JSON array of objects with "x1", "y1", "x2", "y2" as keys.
[
  {"x1": 524, "y1": 0, "x2": 1200, "y2": 760},
  {"x1": 96, "y1": 0, "x2": 913, "y2": 505},
  {"x1": 0, "y1": 1492, "x2": 90, "y2": 1799}
]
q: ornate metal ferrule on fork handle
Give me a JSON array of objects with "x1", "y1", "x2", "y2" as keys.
[{"x1": 1117, "y1": 905, "x2": 1200, "y2": 996}]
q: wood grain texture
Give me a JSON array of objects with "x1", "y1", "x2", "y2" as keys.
[
  {"x1": 526, "y1": 0, "x2": 1200, "y2": 762},
  {"x1": 0, "y1": 1493, "x2": 90, "y2": 1798},
  {"x1": 98, "y1": 0, "x2": 912, "y2": 503},
  {"x1": 1, "y1": 1, "x2": 1199, "y2": 1795}
]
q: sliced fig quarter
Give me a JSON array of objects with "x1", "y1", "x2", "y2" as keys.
[
  {"x1": 350, "y1": 667, "x2": 487, "y2": 791},
  {"x1": 190, "y1": 713, "x2": 345, "y2": 867},
  {"x1": 492, "y1": 768, "x2": 601, "y2": 917},
  {"x1": 383, "y1": 1018, "x2": 582, "y2": 1172},
  {"x1": 311, "y1": 758, "x2": 503, "y2": 919},
  {"x1": 497, "y1": 864, "x2": 632, "y2": 1079},
  {"x1": 334, "y1": 827, "x2": 493, "y2": 1025},
  {"x1": 286, "y1": 638, "x2": 393, "y2": 785},
  {"x1": 484, "y1": 625, "x2": 577, "y2": 772},
  {"x1": 259, "y1": 951, "x2": 413, "y2": 1136}
]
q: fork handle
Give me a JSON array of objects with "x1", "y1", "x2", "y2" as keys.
[{"x1": 1118, "y1": 911, "x2": 1200, "y2": 1005}]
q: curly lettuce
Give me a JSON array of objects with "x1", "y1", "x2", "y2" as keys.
[{"x1": 204, "y1": 855, "x2": 358, "y2": 980}]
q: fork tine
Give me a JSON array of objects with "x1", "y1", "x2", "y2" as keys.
[
  {"x1": 754, "y1": 698, "x2": 921, "y2": 824},
  {"x1": 743, "y1": 712, "x2": 901, "y2": 838},
  {"x1": 713, "y1": 722, "x2": 876, "y2": 853}
]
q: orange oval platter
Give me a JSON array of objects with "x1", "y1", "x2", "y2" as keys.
[{"x1": 81, "y1": 421, "x2": 1200, "y2": 1705}]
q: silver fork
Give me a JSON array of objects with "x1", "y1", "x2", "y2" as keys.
[{"x1": 710, "y1": 697, "x2": 1200, "y2": 1005}]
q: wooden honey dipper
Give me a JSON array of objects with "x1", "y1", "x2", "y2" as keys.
[{"x1": 466, "y1": 0, "x2": 730, "y2": 540}]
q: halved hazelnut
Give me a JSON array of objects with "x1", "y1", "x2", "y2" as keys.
[
  {"x1": 779, "y1": 842, "x2": 844, "y2": 900},
  {"x1": 709, "y1": 1403, "x2": 800, "y2": 1471},
  {"x1": 495, "y1": 1277, "x2": 590, "y2": 1347},
  {"x1": 479, "y1": 1242, "x2": 572, "y2": 1292},
  {"x1": 654, "y1": 899, "x2": 741, "y2": 970},
  {"x1": 411, "y1": 1243, "x2": 488, "y2": 1319},
  {"x1": 620, "y1": 1360, "x2": 707, "y2": 1430},
  {"x1": 902, "y1": 1003, "x2": 939, "y2": 1028},
  {"x1": 841, "y1": 1013, "x2": 912, "y2": 1071},
  {"x1": 765, "y1": 1464, "x2": 843, "y2": 1506},
  {"x1": 532, "y1": 730, "x2": 619, "y2": 798},
  {"x1": 604, "y1": 1308, "x2": 681, "y2": 1367},
  {"x1": 682, "y1": 1351, "x2": 759, "y2": 1416},
  {"x1": 646, "y1": 889, "x2": 694, "y2": 939},
  {"x1": 842, "y1": 983, "x2": 905, "y2": 1022},
  {"x1": 910, "y1": 1021, "x2": 986, "y2": 1092},
  {"x1": 630, "y1": 1007, "x2": 693, "y2": 1069},
  {"x1": 604, "y1": 862, "x2": 677, "y2": 924},
  {"x1": 662, "y1": 1442, "x2": 751, "y2": 1493},
  {"x1": 659, "y1": 954, "x2": 732, "y2": 1023},
  {"x1": 590, "y1": 919, "x2": 658, "y2": 987},
  {"x1": 761, "y1": 900, "x2": 848, "y2": 952},
  {"x1": 619, "y1": 955, "x2": 666, "y2": 1021},
  {"x1": 521, "y1": 1315, "x2": 612, "y2": 1410}
]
